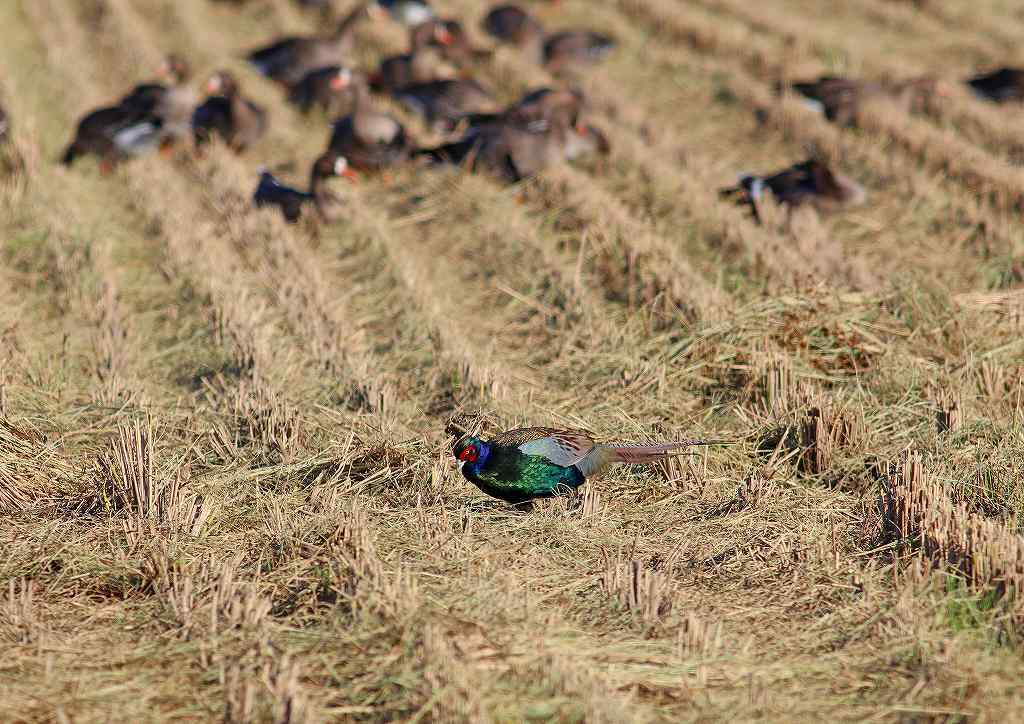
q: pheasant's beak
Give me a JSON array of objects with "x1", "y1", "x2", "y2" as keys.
[{"x1": 457, "y1": 460, "x2": 465, "y2": 473}]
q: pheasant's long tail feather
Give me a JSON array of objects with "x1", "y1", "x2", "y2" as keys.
[
  {"x1": 579, "y1": 439, "x2": 723, "y2": 477},
  {"x1": 608, "y1": 439, "x2": 717, "y2": 464}
]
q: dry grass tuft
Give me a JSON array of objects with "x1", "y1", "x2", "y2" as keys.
[
  {"x1": 92, "y1": 419, "x2": 213, "y2": 536},
  {"x1": 223, "y1": 645, "x2": 311, "y2": 724},
  {"x1": 882, "y1": 452, "x2": 1024, "y2": 607},
  {"x1": 933, "y1": 389, "x2": 964, "y2": 434},
  {"x1": 0, "y1": 417, "x2": 74, "y2": 511},
  {"x1": 204, "y1": 375, "x2": 307, "y2": 467},
  {"x1": 676, "y1": 612, "x2": 722, "y2": 660},
  {"x1": 795, "y1": 396, "x2": 866, "y2": 476},
  {"x1": 0, "y1": 577, "x2": 42, "y2": 645},
  {"x1": 601, "y1": 553, "x2": 675, "y2": 623},
  {"x1": 320, "y1": 500, "x2": 419, "y2": 619},
  {"x1": 152, "y1": 552, "x2": 271, "y2": 639}
]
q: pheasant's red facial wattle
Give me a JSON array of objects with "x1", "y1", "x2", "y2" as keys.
[{"x1": 458, "y1": 445, "x2": 478, "y2": 463}]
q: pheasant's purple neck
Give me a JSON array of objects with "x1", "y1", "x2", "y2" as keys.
[{"x1": 473, "y1": 441, "x2": 491, "y2": 469}]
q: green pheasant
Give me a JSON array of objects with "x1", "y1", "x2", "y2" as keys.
[{"x1": 453, "y1": 427, "x2": 715, "y2": 504}]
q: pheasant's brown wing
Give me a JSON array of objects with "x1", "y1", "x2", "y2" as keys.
[
  {"x1": 490, "y1": 426, "x2": 595, "y2": 448},
  {"x1": 490, "y1": 427, "x2": 599, "y2": 468}
]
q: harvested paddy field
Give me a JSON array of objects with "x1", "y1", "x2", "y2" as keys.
[{"x1": 2, "y1": 0, "x2": 1024, "y2": 720}]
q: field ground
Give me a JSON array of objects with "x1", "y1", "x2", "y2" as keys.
[{"x1": 3, "y1": 0, "x2": 1024, "y2": 720}]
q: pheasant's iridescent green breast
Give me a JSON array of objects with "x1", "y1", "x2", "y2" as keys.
[
  {"x1": 455, "y1": 435, "x2": 585, "y2": 504},
  {"x1": 465, "y1": 446, "x2": 585, "y2": 503}
]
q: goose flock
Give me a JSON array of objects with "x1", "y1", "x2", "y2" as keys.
[
  {"x1": 43, "y1": 0, "x2": 617, "y2": 224},
  {"x1": 1, "y1": 0, "x2": 1022, "y2": 226}
]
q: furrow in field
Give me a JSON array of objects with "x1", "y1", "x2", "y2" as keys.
[
  {"x1": 603, "y1": 0, "x2": 1024, "y2": 288},
  {"x1": 856, "y1": 0, "x2": 1024, "y2": 63},
  {"x1": 76, "y1": 0, "x2": 397, "y2": 398},
  {"x1": 677, "y1": 0, "x2": 1024, "y2": 192},
  {"x1": 426, "y1": 0, "x2": 766, "y2": 309},
  {"x1": 704, "y1": 0, "x2": 1024, "y2": 163},
  {"x1": 440, "y1": 0, "x2": 880, "y2": 292},
  {"x1": 820, "y1": 0, "x2": 1024, "y2": 163},
  {"x1": 159, "y1": 0, "x2": 737, "y2": 330},
  {"x1": 1, "y1": 1, "x2": 226, "y2": 432},
  {"x1": 122, "y1": 0, "x2": 621, "y2": 424}
]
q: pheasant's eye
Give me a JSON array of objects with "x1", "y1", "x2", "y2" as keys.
[{"x1": 458, "y1": 446, "x2": 477, "y2": 462}]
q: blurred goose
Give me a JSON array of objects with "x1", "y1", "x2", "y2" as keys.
[
  {"x1": 253, "y1": 150, "x2": 356, "y2": 222},
  {"x1": 719, "y1": 158, "x2": 866, "y2": 224},
  {"x1": 60, "y1": 86, "x2": 165, "y2": 171},
  {"x1": 327, "y1": 85, "x2": 412, "y2": 171},
  {"x1": 287, "y1": 65, "x2": 368, "y2": 115},
  {"x1": 457, "y1": 87, "x2": 585, "y2": 135},
  {"x1": 418, "y1": 112, "x2": 608, "y2": 181},
  {"x1": 371, "y1": 46, "x2": 456, "y2": 92},
  {"x1": 143, "y1": 54, "x2": 198, "y2": 148},
  {"x1": 482, "y1": 4, "x2": 545, "y2": 49},
  {"x1": 791, "y1": 75, "x2": 944, "y2": 126},
  {"x1": 505, "y1": 86, "x2": 584, "y2": 128},
  {"x1": 410, "y1": 18, "x2": 491, "y2": 65},
  {"x1": 790, "y1": 76, "x2": 883, "y2": 126},
  {"x1": 247, "y1": 1, "x2": 371, "y2": 85},
  {"x1": 542, "y1": 31, "x2": 615, "y2": 74},
  {"x1": 394, "y1": 78, "x2": 498, "y2": 130},
  {"x1": 481, "y1": 4, "x2": 613, "y2": 73},
  {"x1": 375, "y1": 0, "x2": 433, "y2": 26},
  {"x1": 192, "y1": 71, "x2": 267, "y2": 152},
  {"x1": 966, "y1": 67, "x2": 1024, "y2": 103}
]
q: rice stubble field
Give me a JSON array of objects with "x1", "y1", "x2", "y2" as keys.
[{"x1": 2, "y1": 0, "x2": 1024, "y2": 720}]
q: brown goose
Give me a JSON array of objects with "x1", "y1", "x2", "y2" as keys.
[
  {"x1": 966, "y1": 67, "x2": 1024, "y2": 103},
  {"x1": 253, "y1": 150, "x2": 356, "y2": 222},
  {"x1": 418, "y1": 111, "x2": 608, "y2": 182},
  {"x1": 790, "y1": 76, "x2": 883, "y2": 126},
  {"x1": 719, "y1": 158, "x2": 866, "y2": 224},
  {"x1": 481, "y1": 4, "x2": 613, "y2": 73},
  {"x1": 192, "y1": 71, "x2": 267, "y2": 153},
  {"x1": 60, "y1": 56, "x2": 197, "y2": 169},
  {"x1": 149, "y1": 54, "x2": 198, "y2": 148},
  {"x1": 247, "y1": 1, "x2": 371, "y2": 85},
  {"x1": 458, "y1": 87, "x2": 585, "y2": 134},
  {"x1": 394, "y1": 78, "x2": 498, "y2": 131},
  {"x1": 790, "y1": 75, "x2": 943, "y2": 126},
  {"x1": 371, "y1": 46, "x2": 456, "y2": 92},
  {"x1": 481, "y1": 4, "x2": 545, "y2": 51},
  {"x1": 542, "y1": 31, "x2": 615, "y2": 74},
  {"x1": 506, "y1": 86, "x2": 584, "y2": 128},
  {"x1": 410, "y1": 18, "x2": 491, "y2": 65},
  {"x1": 286, "y1": 65, "x2": 368, "y2": 115},
  {"x1": 327, "y1": 85, "x2": 412, "y2": 171}
]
